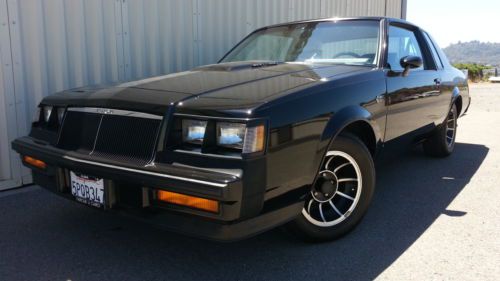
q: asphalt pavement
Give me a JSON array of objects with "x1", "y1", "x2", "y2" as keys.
[{"x1": 1, "y1": 83, "x2": 499, "y2": 281}]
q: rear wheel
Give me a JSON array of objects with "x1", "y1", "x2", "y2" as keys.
[
  {"x1": 286, "y1": 134, "x2": 375, "y2": 242},
  {"x1": 423, "y1": 103, "x2": 458, "y2": 157}
]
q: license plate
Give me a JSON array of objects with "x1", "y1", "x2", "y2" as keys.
[{"x1": 70, "y1": 171, "x2": 105, "y2": 208}]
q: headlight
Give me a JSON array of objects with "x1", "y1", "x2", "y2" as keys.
[
  {"x1": 216, "y1": 123, "x2": 266, "y2": 153},
  {"x1": 217, "y1": 122, "x2": 246, "y2": 149},
  {"x1": 57, "y1": 107, "x2": 66, "y2": 123},
  {"x1": 43, "y1": 106, "x2": 53, "y2": 122},
  {"x1": 179, "y1": 117, "x2": 266, "y2": 154},
  {"x1": 182, "y1": 119, "x2": 207, "y2": 144}
]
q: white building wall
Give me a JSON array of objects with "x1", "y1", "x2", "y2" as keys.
[{"x1": 0, "y1": 0, "x2": 405, "y2": 189}]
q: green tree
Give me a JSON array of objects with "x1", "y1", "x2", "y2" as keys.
[{"x1": 453, "y1": 63, "x2": 491, "y2": 82}]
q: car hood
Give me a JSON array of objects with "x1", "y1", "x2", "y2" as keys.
[{"x1": 43, "y1": 62, "x2": 371, "y2": 115}]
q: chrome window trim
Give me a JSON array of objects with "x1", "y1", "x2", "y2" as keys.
[
  {"x1": 63, "y1": 156, "x2": 228, "y2": 188},
  {"x1": 67, "y1": 107, "x2": 163, "y2": 120}
]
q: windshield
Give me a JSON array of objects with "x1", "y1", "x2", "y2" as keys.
[{"x1": 221, "y1": 20, "x2": 381, "y2": 66}]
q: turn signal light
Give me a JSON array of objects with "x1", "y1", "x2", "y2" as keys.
[
  {"x1": 157, "y1": 190, "x2": 219, "y2": 213},
  {"x1": 23, "y1": 156, "x2": 47, "y2": 169},
  {"x1": 243, "y1": 125, "x2": 265, "y2": 153}
]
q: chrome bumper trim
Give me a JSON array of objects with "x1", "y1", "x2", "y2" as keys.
[{"x1": 62, "y1": 156, "x2": 228, "y2": 188}]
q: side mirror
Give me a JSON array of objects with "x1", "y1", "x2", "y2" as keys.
[{"x1": 400, "y1": 56, "x2": 423, "y2": 77}]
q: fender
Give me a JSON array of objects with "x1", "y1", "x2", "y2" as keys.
[
  {"x1": 446, "y1": 86, "x2": 466, "y2": 121},
  {"x1": 451, "y1": 86, "x2": 461, "y2": 107},
  {"x1": 311, "y1": 105, "x2": 383, "y2": 178}
]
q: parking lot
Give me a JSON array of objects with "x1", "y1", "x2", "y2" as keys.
[{"x1": 1, "y1": 83, "x2": 499, "y2": 281}]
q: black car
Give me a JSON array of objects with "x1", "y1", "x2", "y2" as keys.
[{"x1": 12, "y1": 17, "x2": 470, "y2": 242}]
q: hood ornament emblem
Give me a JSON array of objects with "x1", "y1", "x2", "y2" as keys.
[{"x1": 97, "y1": 108, "x2": 114, "y2": 115}]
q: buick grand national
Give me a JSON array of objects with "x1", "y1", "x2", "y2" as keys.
[{"x1": 12, "y1": 17, "x2": 470, "y2": 241}]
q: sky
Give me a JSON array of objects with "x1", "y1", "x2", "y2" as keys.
[{"x1": 407, "y1": 0, "x2": 500, "y2": 47}]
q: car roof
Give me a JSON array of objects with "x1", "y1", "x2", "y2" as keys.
[{"x1": 259, "y1": 16, "x2": 415, "y2": 30}]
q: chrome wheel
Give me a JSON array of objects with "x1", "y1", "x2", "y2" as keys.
[
  {"x1": 302, "y1": 151, "x2": 362, "y2": 227},
  {"x1": 446, "y1": 105, "x2": 457, "y2": 148}
]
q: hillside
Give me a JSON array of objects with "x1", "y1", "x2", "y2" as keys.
[{"x1": 443, "y1": 41, "x2": 500, "y2": 66}]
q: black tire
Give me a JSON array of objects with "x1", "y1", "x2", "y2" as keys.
[
  {"x1": 285, "y1": 134, "x2": 375, "y2": 242},
  {"x1": 423, "y1": 104, "x2": 458, "y2": 158}
]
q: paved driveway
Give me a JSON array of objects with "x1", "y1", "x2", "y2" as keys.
[{"x1": 1, "y1": 84, "x2": 499, "y2": 281}]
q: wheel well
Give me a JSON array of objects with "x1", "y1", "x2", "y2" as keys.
[
  {"x1": 455, "y1": 96, "x2": 463, "y2": 115},
  {"x1": 339, "y1": 121, "x2": 377, "y2": 156}
]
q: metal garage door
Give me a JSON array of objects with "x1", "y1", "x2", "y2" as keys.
[{"x1": 0, "y1": 0, "x2": 25, "y2": 190}]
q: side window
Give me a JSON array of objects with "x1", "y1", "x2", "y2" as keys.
[
  {"x1": 427, "y1": 33, "x2": 451, "y2": 67},
  {"x1": 423, "y1": 32, "x2": 444, "y2": 69},
  {"x1": 387, "y1": 25, "x2": 425, "y2": 71}
]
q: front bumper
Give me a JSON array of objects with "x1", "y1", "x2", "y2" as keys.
[{"x1": 12, "y1": 137, "x2": 303, "y2": 241}]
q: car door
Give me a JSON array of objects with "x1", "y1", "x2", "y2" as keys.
[{"x1": 384, "y1": 23, "x2": 445, "y2": 141}]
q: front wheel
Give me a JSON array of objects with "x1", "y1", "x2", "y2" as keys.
[{"x1": 285, "y1": 134, "x2": 375, "y2": 242}]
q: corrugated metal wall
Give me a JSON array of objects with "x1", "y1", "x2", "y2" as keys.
[
  {"x1": 0, "y1": 0, "x2": 23, "y2": 188},
  {"x1": 0, "y1": 0, "x2": 404, "y2": 190}
]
